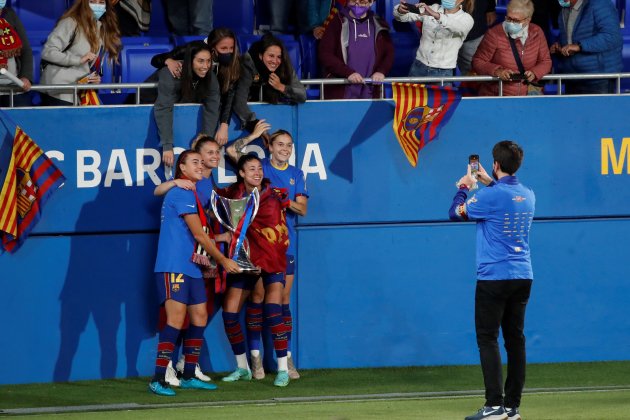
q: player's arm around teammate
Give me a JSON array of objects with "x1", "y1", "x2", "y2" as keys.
[{"x1": 149, "y1": 150, "x2": 240, "y2": 397}]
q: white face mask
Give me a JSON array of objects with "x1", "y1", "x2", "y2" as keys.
[{"x1": 89, "y1": 3, "x2": 107, "y2": 20}]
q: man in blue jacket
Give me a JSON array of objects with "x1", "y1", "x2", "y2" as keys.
[
  {"x1": 550, "y1": 0, "x2": 622, "y2": 94},
  {"x1": 450, "y1": 141, "x2": 535, "y2": 420}
]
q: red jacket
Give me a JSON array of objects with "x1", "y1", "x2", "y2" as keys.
[
  {"x1": 318, "y1": 10, "x2": 394, "y2": 99},
  {"x1": 472, "y1": 23, "x2": 551, "y2": 96}
]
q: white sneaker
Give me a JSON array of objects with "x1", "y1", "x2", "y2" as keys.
[
  {"x1": 165, "y1": 361, "x2": 180, "y2": 387},
  {"x1": 176, "y1": 355, "x2": 212, "y2": 382}
]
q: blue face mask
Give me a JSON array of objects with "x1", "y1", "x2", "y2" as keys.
[
  {"x1": 441, "y1": 0, "x2": 457, "y2": 10},
  {"x1": 0, "y1": 0, "x2": 7, "y2": 8},
  {"x1": 90, "y1": 3, "x2": 107, "y2": 20},
  {"x1": 558, "y1": 0, "x2": 571, "y2": 7},
  {"x1": 504, "y1": 21, "x2": 523, "y2": 36}
]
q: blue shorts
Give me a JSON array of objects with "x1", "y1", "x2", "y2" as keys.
[
  {"x1": 227, "y1": 271, "x2": 285, "y2": 291},
  {"x1": 286, "y1": 254, "x2": 295, "y2": 276},
  {"x1": 156, "y1": 272, "x2": 207, "y2": 305}
]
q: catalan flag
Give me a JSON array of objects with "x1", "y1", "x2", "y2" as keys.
[
  {"x1": 78, "y1": 45, "x2": 103, "y2": 106},
  {"x1": 392, "y1": 83, "x2": 462, "y2": 167},
  {"x1": 0, "y1": 112, "x2": 65, "y2": 253}
]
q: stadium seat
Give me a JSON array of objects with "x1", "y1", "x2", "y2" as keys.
[
  {"x1": 299, "y1": 34, "x2": 319, "y2": 79},
  {"x1": 172, "y1": 35, "x2": 206, "y2": 47},
  {"x1": 238, "y1": 33, "x2": 302, "y2": 77},
  {"x1": 14, "y1": 0, "x2": 68, "y2": 33},
  {"x1": 215, "y1": 0, "x2": 256, "y2": 34},
  {"x1": 120, "y1": 37, "x2": 173, "y2": 83},
  {"x1": 145, "y1": 0, "x2": 170, "y2": 36},
  {"x1": 389, "y1": 31, "x2": 419, "y2": 77}
]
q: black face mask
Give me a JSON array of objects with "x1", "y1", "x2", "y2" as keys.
[{"x1": 215, "y1": 52, "x2": 233, "y2": 66}]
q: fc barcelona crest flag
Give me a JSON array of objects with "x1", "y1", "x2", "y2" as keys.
[
  {"x1": 392, "y1": 83, "x2": 462, "y2": 167},
  {"x1": 0, "y1": 112, "x2": 65, "y2": 253}
]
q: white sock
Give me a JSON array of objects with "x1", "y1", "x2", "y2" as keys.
[
  {"x1": 277, "y1": 356, "x2": 288, "y2": 372},
  {"x1": 236, "y1": 353, "x2": 249, "y2": 370},
  {"x1": 251, "y1": 349, "x2": 260, "y2": 357},
  {"x1": 287, "y1": 351, "x2": 292, "y2": 358}
]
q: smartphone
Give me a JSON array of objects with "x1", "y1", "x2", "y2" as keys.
[
  {"x1": 509, "y1": 73, "x2": 527, "y2": 81},
  {"x1": 469, "y1": 154, "x2": 479, "y2": 178},
  {"x1": 403, "y1": 3, "x2": 423, "y2": 14}
]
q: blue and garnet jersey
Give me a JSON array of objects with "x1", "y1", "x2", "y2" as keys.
[
  {"x1": 449, "y1": 176, "x2": 535, "y2": 280},
  {"x1": 154, "y1": 187, "x2": 202, "y2": 278},
  {"x1": 261, "y1": 157, "x2": 309, "y2": 256}
]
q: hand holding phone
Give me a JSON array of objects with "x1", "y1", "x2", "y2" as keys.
[
  {"x1": 509, "y1": 73, "x2": 527, "y2": 81},
  {"x1": 469, "y1": 154, "x2": 480, "y2": 189}
]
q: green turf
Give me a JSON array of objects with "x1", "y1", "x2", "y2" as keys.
[
  {"x1": 1, "y1": 361, "x2": 629, "y2": 412},
  {"x1": 4, "y1": 390, "x2": 630, "y2": 419}
]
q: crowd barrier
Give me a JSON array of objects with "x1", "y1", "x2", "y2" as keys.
[{"x1": 1, "y1": 96, "x2": 629, "y2": 384}]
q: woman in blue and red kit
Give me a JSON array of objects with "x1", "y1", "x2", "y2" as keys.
[
  {"x1": 226, "y1": 129, "x2": 308, "y2": 380},
  {"x1": 218, "y1": 154, "x2": 292, "y2": 387},
  {"x1": 149, "y1": 150, "x2": 241, "y2": 397}
]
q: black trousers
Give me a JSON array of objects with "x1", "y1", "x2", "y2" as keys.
[{"x1": 475, "y1": 279, "x2": 532, "y2": 408}]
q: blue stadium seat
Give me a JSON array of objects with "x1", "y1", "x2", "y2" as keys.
[
  {"x1": 299, "y1": 34, "x2": 319, "y2": 79},
  {"x1": 172, "y1": 35, "x2": 206, "y2": 47},
  {"x1": 215, "y1": 0, "x2": 255, "y2": 34},
  {"x1": 14, "y1": 0, "x2": 67, "y2": 33},
  {"x1": 145, "y1": 0, "x2": 170, "y2": 36},
  {"x1": 389, "y1": 31, "x2": 419, "y2": 77},
  {"x1": 120, "y1": 37, "x2": 173, "y2": 83},
  {"x1": 238, "y1": 34, "x2": 302, "y2": 77}
]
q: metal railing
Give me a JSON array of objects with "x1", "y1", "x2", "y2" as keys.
[{"x1": 2, "y1": 72, "x2": 630, "y2": 106}]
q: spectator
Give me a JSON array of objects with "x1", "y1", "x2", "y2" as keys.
[
  {"x1": 550, "y1": 0, "x2": 622, "y2": 94},
  {"x1": 393, "y1": 0, "x2": 474, "y2": 82},
  {"x1": 113, "y1": 0, "x2": 151, "y2": 36},
  {"x1": 472, "y1": 0, "x2": 552, "y2": 96},
  {"x1": 165, "y1": 0, "x2": 212, "y2": 36},
  {"x1": 40, "y1": 0, "x2": 121, "y2": 106},
  {"x1": 232, "y1": 34, "x2": 306, "y2": 135},
  {"x1": 0, "y1": 1, "x2": 33, "y2": 107},
  {"x1": 154, "y1": 42, "x2": 220, "y2": 167},
  {"x1": 458, "y1": 0, "x2": 496, "y2": 76},
  {"x1": 270, "y1": 0, "x2": 309, "y2": 34},
  {"x1": 150, "y1": 28, "x2": 241, "y2": 145},
  {"x1": 318, "y1": 0, "x2": 394, "y2": 99}
]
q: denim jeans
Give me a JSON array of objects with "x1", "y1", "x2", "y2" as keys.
[
  {"x1": 166, "y1": 0, "x2": 213, "y2": 36},
  {"x1": 408, "y1": 59, "x2": 454, "y2": 85},
  {"x1": 475, "y1": 279, "x2": 533, "y2": 408}
]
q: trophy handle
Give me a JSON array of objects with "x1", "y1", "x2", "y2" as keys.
[
  {"x1": 210, "y1": 190, "x2": 235, "y2": 232},
  {"x1": 250, "y1": 187, "x2": 260, "y2": 220}
]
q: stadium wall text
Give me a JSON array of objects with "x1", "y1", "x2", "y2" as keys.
[{"x1": 1, "y1": 97, "x2": 629, "y2": 385}]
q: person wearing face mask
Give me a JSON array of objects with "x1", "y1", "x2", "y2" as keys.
[
  {"x1": 550, "y1": 0, "x2": 622, "y2": 94},
  {"x1": 154, "y1": 42, "x2": 221, "y2": 167},
  {"x1": 394, "y1": 0, "x2": 473, "y2": 83},
  {"x1": 318, "y1": 0, "x2": 394, "y2": 99},
  {"x1": 0, "y1": 0, "x2": 33, "y2": 107},
  {"x1": 148, "y1": 28, "x2": 242, "y2": 146},
  {"x1": 231, "y1": 34, "x2": 306, "y2": 136},
  {"x1": 449, "y1": 141, "x2": 535, "y2": 420},
  {"x1": 40, "y1": 0, "x2": 121, "y2": 106},
  {"x1": 472, "y1": 0, "x2": 551, "y2": 96}
]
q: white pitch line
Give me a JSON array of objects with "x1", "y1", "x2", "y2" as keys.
[{"x1": 2, "y1": 386, "x2": 630, "y2": 415}]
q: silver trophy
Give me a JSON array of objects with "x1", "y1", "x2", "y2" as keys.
[{"x1": 211, "y1": 188, "x2": 261, "y2": 273}]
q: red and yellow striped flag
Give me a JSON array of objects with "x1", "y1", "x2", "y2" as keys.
[
  {"x1": 80, "y1": 89, "x2": 101, "y2": 106},
  {"x1": 0, "y1": 113, "x2": 65, "y2": 252},
  {"x1": 322, "y1": 0, "x2": 348, "y2": 31},
  {"x1": 392, "y1": 83, "x2": 462, "y2": 167}
]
